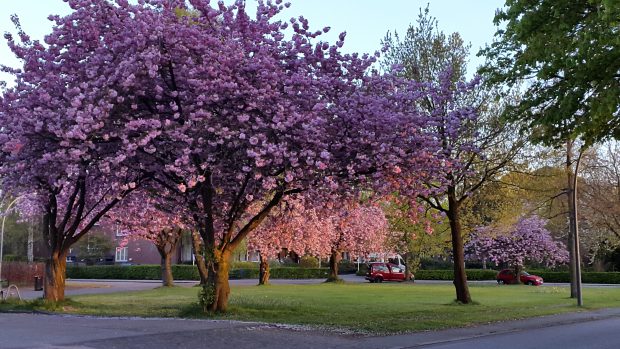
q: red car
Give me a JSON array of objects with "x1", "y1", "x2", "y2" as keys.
[
  {"x1": 366, "y1": 262, "x2": 408, "y2": 283},
  {"x1": 496, "y1": 269, "x2": 544, "y2": 286}
]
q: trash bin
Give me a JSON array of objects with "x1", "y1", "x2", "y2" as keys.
[{"x1": 34, "y1": 276, "x2": 43, "y2": 291}]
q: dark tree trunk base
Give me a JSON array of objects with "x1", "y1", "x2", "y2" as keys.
[
  {"x1": 447, "y1": 189, "x2": 472, "y2": 304},
  {"x1": 259, "y1": 254, "x2": 270, "y2": 286},
  {"x1": 326, "y1": 250, "x2": 342, "y2": 283},
  {"x1": 44, "y1": 251, "x2": 67, "y2": 302}
]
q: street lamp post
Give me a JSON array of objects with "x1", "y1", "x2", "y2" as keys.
[
  {"x1": 0, "y1": 197, "x2": 20, "y2": 285},
  {"x1": 572, "y1": 149, "x2": 584, "y2": 307}
]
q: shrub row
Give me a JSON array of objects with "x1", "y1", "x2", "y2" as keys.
[
  {"x1": 229, "y1": 268, "x2": 329, "y2": 279},
  {"x1": 66, "y1": 265, "x2": 330, "y2": 280},
  {"x1": 356, "y1": 267, "x2": 620, "y2": 284},
  {"x1": 355, "y1": 267, "x2": 496, "y2": 280},
  {"x1": 527, "y1": 270, "x2": 620, "y2": 284},
  {"x1": 416, "y1": 269, "x2": 620, "y2": 284},
  {"x1": 65, "y1": 265, "x2": 620, "y2": 283},
  {"x1": 414, "y1": 269, "x2": 499, "y2": 281}
]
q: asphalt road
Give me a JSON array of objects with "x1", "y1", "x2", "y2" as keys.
[
  {"x1": 417, "y1": 316, "x2": 620, "y2": 349},
  {"x1": 2, "y1": 309, "x2": 620, "y2": 349}
]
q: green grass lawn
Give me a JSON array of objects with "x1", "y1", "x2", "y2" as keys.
[{"x1": 4, "y1": 283, "x2": 620, "y2": 333}]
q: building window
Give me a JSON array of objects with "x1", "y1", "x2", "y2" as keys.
[
  {"x1": 115, "y1": 247, "x2": 128, "y2": 262},
  {"x1": 115, "y1": 223, "x2": 128, "y2": 237}
]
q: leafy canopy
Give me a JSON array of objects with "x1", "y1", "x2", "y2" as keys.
[{"x1": 480, "y1": 0, "x2": 620, "y2": 146}]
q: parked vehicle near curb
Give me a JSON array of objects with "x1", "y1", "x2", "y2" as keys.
[
  {"x1": 366, "y1": 262, "x2": 409, "y2": 283},
  {"x1": 496, "y1": 269, "x2": 544, "y2": 285}
]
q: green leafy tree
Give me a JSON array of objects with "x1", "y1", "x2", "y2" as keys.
[
  {"x1": 384, "y1": 197, "x2": 451, "y2": 279},
  {"x1": 73, "y1": 232, "x2": 114, "y2": 266},
  {"x1": 480, "y1": 0, "x2": 620, "y2": 145},
  {"x1": 479, "y1": 1, "x2": 619, "y2": 299}
]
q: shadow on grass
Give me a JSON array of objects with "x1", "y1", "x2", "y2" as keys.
[
  {"x1": 178, "y1": 302, "x2": 239, "y2": 319},
  {"x1": 447, "y1": 299, "x2": 481, "y2": 306},
  {"x1": 178, "y1": 302, "x2": 206, "y2": 318}
]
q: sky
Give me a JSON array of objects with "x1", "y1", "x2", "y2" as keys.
[{"x1": 0, "y1": 0, "x2": 505, "y2": 86}]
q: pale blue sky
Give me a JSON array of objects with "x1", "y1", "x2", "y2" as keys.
[{"x1": 0, "y1": 0, "x2": 504, "y2": 86}]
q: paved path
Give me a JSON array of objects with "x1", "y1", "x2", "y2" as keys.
[{"x1": 2, "y1": 308, "x2": 620, "y2": 348}]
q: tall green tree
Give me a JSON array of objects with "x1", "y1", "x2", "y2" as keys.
[
  {"x1": 480, "y1": 0, "x2": 620, "y2": 145},
  {"x1": 72, "y1": 232, "x2": 114, "y2": 266},
  {"x1": 480, "y1": 0, "x2": 619, "y2": 301},
  {"x1": 384, "y1": 197, "x2": 451, "y2": 280}
]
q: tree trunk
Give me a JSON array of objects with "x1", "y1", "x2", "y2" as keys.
[
  {"x1": 403, "y1": 252, "x2": 413, "y2": 281},
  {"x1": 191, "y1": 231, "x2": 209, "y2": 285},
  {"x1": 258, "y1": 252, "x2": 270, "y2": 285},
  {"x1": 326, "y1": 249, "x2": 341, "y2": 282},
  {"x1": 43, "y1": 250, "x2": 67, "y2": 302},
  {"x1": 566, "y1": 140, "x2": 578, "y2": 298},
  {"x1": 513, "y1": 265, "x2": 522, "y2": 284},
  {"x1": 447, "y1": 188, "x2": 471, "y2": 304},
  {"x1": 202, "y1": 249, "x2": 232, "y2": 313},
  {"x1": 403, "y1": 252, "x2": 418, "y2": 281},
  {"x1": 160, "y1": 252, "x2": 174, "y2": 287}
]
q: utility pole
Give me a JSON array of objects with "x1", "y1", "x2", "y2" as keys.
[{"x1": 572, "y1": 147, "x2": 585, "y2": 306}]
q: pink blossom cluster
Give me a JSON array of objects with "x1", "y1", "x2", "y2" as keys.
[
  {"x1": 249, "y1": 195, "x2": 389, "y2": 259},
  {"x1": 465, "y1": 216, "x2": 569, "y2": 268}
]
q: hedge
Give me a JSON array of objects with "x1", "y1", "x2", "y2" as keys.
[
  {"x1": 66, "y1": 265, "x2": 620, "y2": 283},
  {"x1": 414, "y1": 269, "x2": 498, "y2": 281},
  {"x1": 527, "y1": 270, "x2": 620, "y2": 284},
  {"x1": 356, "y1": 268, "x2": 620, "y2": 284},
  {"x1": 355, "y1": 268, "x2": 497, "y2": 280},
  {"x1": 66, "y1": 265, "x2": 329, "y2": 280}
]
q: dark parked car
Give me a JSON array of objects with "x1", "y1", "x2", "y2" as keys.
[
  {"x1": 496, "y1": 269, "x2": 544, "y2": 286},
  {"x1": 366, "y1": 262, "x2": 408, "y2": 283}
]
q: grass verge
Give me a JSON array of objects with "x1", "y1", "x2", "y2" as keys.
[{"x1": 3, "y1": 283, "x2": 620, "y2": 334}]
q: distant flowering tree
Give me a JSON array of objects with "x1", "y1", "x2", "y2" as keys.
[
  {"x1": 247, "y1": 197, "x2": 316, "y2": 286},
  {"x1": 466, "y1": 216, "x2": 569, "y2": 282},
  {"x1": 321, "y1": 203, "x2": 389, "y2": 282},
  {"x1": 252, "y1": 196, "x2": 389, "y2": 283},
  {"x1": 107, "y1": 190, "x2": 186, "y2": 287}
]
